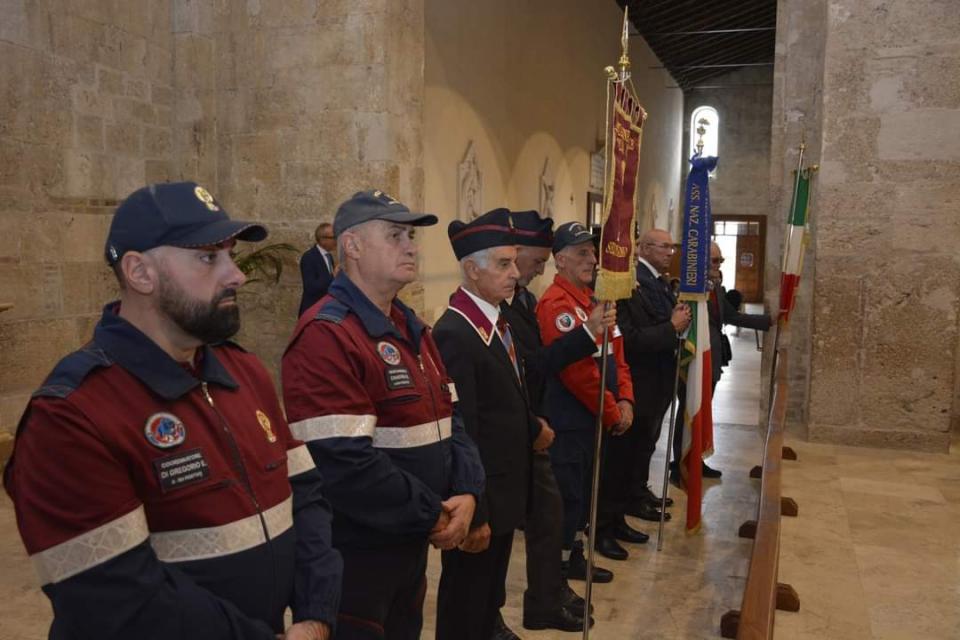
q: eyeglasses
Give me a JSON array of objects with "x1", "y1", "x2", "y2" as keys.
[
  {"x1": 643, "y1": 242, "x2": 676, "y2": 253},
  {"x1": 711, "y1": 257, "x2": 725, "y2": 265}
]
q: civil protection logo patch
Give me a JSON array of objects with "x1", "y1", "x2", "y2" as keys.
[
  {"x1": 144, "y1": 412, "x2": 186, "y2": 449},
  {"x1": 377, "y1": 341, "x2": 402, "y2": 365},
  {"x1": 555, "y1": 312, "x2": 575, "y2": 332}
]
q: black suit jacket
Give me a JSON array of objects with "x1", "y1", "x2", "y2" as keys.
[
  {"x1": 298, "y1": 246, "x2": 334, "y2": 316},
  {"x1": 500, "y1": 288, "x2": 596, "y2": 416},
  {"x1": 708, "y1": 284, "x2": 772, "y2": 381},
  {"x1": 433, "y1": 295, "x2": 537, "y2": 536},
  {"x1": 617, "y1": 265, "x2": 680, "y2": 417}
]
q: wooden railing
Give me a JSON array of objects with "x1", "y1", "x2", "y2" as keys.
[{"x1": 721, "y1": 349, "x2": 799, "y2": 639}]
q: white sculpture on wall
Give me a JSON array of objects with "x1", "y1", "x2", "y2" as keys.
[
  {"x1": 458, "y1": 141, "x2": 482, "y2": 221},
  {"x1": 539, "y1": 157, "x2": 554, "y2": 219}
]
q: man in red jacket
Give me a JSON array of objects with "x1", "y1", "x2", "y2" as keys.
[
  {"x1": 536, "y1": 222, "x2": 636, "y2": 579},
  {"x1": 282, "y1": 190, "x2": 485, "y2": 640},
  {"x1": 5, "y1": 182, "x2": 341, "y2": 640}
]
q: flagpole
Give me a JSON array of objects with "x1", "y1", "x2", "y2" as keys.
[
  {"x1": 656, "y1": 334, "x2": 684, "y2": 550},
  {"x1": 766, "y1": 141, "x2": 805, "y2": 421},
  {"x1": 583, "y1": 9, "x2": 631, "y2": 640}
]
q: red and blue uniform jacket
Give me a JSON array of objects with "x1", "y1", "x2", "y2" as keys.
[
  {"x1": 3, "y1": 304, "x2": 342, "y2": 640},
  {"x1": 282, "y1": 272, "x2": 485, "y2": 549},
  {"x1": 536, "y1": 274, "x2": 634, "y2": 431}
]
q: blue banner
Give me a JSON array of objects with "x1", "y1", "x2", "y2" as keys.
[{"x1": 678, "y1": 155, "x2": 718, "y2": 296}]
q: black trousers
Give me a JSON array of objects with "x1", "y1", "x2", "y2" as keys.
[
  {"x1": 597, "y1": 426, "x2": 635, "y2": 533},
  {"x1": 436, "y1": 532, "x2": 515, "y2": 640},
  {"x1": 549, "y1": 429, "x2": 595, "y2": 548},
  {"x1": 522, "y1": 451, "x2": 565, "y2": 615},
  {"x1": 337, "y1": 541, "x2": 428, "y2": 640}
]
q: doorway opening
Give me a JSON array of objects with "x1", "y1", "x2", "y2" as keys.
[{"x1": 712, "y1": 215, "x2": 766, "y2": 302}]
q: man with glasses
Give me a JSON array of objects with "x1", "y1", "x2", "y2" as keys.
[
  {"x1": 298, "y1": 222, "x2": 338, "y2": 316},
  {"x1": 671, "y1": 242, "x2": 773, "y2": 481},
  {"x1": 615, "y1": 229, "x2": 690, "y2": 524}
]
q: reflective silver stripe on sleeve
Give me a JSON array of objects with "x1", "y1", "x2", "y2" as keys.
[
  {"x1": 448, "y1": 383, "x2": 458, "y2": 403},
  {"x1": 151, "y1": 496, "x2": 293, "y2": 563},
  {"x1": 286, "y1": 444, "x2": 315, "y2": 477},
  {"x1": 373, "y1": 417, "x2": 453, "y2": 449},
  {"x1": 289, "y1": 414, "x2": 377, "y2": 442},
  {"x1": 31, "y1": 506, "x2": 149, "y2": 585}
]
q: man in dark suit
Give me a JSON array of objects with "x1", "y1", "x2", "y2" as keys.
[
  {"x1": 297, "y1": 222, "x2": 337, "y2": 316},
  {"x1": 502, "y1": 211, "x2": 612, "y2": 633},
  {"x1": 433, "y1": 209, "x2": 542, "y2": 640},
  {"x1": 671, "y1": 241, "x2": 773, "y2": 480},
  {"x1": 615, "y1": 229, "x2": 690, "y2": 523}
]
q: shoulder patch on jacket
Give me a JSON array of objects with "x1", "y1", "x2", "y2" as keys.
[
  {"x1": 34, "y1": 345, "x2": 114, "y2": 399},
  {"x1": 316, "y1": 299, "x2": 349, "y2": 324}
]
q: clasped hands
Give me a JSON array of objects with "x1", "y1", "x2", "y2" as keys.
[{"x1": 429, "y1": 493, "x2": 479, "y2": 551}]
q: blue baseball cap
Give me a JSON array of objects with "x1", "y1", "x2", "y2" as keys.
[
  {"x1": 333, "y1": 190, "x2": 438, "y2": 236},
  {"x1": 552, "y1": 221, "x2": 597, "y2": 255},
  {"x1": 105, "y1": 182, "x2": 268, "y2": 265}
]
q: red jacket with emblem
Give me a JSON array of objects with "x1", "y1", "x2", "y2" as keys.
[
  {"x1": 536, "y1": 274, "x2": 634, "y2": 430},
  {"x1": 3, "y1": 304, "x2": 342, "y2": 640},
  {"x1": 282, "y1": 273, "x2": 485, "y2": 549}
]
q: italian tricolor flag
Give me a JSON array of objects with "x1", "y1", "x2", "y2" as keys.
[
  {"x1": 778, "y1": 169, "x2": 813, "y2": 324},
  {"x1": 679, "y1": 298, "x2": 714, "y2": 534}
]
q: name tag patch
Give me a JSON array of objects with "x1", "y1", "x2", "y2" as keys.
[
  {"x1": 154, "y1": 448, "x2": 210, "y2": 493},
  {"x1": 385, "y1": 366, "x2": 414, "y2": 390}
]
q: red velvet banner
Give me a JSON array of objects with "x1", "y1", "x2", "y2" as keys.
[{"x1": 595, "y1": 83, "x2": 646, "y2": 301}]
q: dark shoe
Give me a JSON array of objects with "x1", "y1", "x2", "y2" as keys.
[
  {"x1": 491, "y1": 611, "x2": 520, "y2": 640},
  {"x1": 560, "y1": 582, "x2": 593, "y2": 617},
  {"x1": 613, "y1": 521, "x2": 650, "y2": 544},
  {"x1": 595, "y1": 533, "x2": 629, "y2": 560},
  {"x1": 702, "y1": 463, "x2": 722, "y2": 478},
  {"x1": 626, "y1": 500, "x2": 672, "y2": 522},
  {"x1": 563, "y1": 548, "x2": 614, "y2": 583},
  {"x1": 639, "y1": 484, "x2": 674, "y2": 507},
  {"x1": 523, "y1": 605, "x2": 586, "y2": 632}
]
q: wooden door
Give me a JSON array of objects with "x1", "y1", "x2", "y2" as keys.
[{"x1": 734, "y1": 234, "x2": 763, "y2": 302}]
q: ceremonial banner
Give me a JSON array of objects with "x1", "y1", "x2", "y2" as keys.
[
  {"x1": 778, "y1": 168, "x2": 813, "y2": 324},
  {"x1": 677, "y1": 154, "x2": 718, "y2": 534},
  {"x1": 595, "y1": 83, "x2": 646, "y2": 301}
]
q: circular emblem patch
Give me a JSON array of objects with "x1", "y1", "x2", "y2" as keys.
[
  {"x1": 256, "y1": 410, "x2": 277, "y2": 443},
  {"x1": 194, "y1": 185, "x2": 220, "y2": 211},
  {"x1": 574, "y1": 307, "x2": 589, "y2": 321},
  {"x1": 377, "y1": 341, "x2": 402, "y2": 365},
  {"x1": 144, "y1": 412, "x2": 186, "y2": 449},
  {"x1": 555, "y1": 312, "x2": 575, "y2": 333}
]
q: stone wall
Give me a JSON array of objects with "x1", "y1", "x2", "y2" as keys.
[
  {"x1": 769, "y1": 0, "x2": 960, "y2": 451},
  {"x1": 0, "y1": 0, "x2": 174, "y2": 438},
  {"x1": 0, "y1": 0, "x2": 426, "y2": 441},
  {"x1": 683, "y1": 66, "x2": 774, "y2": 219}
]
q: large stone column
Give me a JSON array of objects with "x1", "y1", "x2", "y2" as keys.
[
  {"x1": 172, "y1": 0, "x2": 427, "y2": 372},
  {"x1": 770, "y1": 0, "x2": 960, "y2": 451}
]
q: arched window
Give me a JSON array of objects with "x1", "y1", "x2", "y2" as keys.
[{"x1": 689, "y1": 105, "x2": 719, "y2": 161}]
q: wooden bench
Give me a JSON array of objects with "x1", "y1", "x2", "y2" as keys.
[{"x1": 720, "y1": 348, "x2": 799, "y2": 639}]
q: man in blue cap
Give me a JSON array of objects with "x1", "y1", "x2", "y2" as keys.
[
  {"x1": 501, "y1": 210, "x2": 614, "y2": 633},
  {"x1": 5, "y1": 182, "x2": 342, "y2": 639},
  {"x1": 283, "y1": 190, "x2": 485, "y2": 640}
]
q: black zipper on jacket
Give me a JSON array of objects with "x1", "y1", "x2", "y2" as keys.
[{"x1": 200, "y1": 381, "x2": 278, "y2": 618}]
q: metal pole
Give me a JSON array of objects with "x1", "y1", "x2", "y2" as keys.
[
  {"x1": 656, "y1": 335, "x2": 684, "y2": 550},
  {"x1": 582, "y1": 316, "x2": 611, "y2": 640}
]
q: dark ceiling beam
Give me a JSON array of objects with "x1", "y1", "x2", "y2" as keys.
[
  {"x1": 640, "y1": 27, "x2": 775, "y2": 36},
  {"x1": 650, "y1": 61, "x2": 773, "y2": 69}
]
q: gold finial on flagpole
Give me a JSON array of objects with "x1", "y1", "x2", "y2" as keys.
[
  {"x1": 696, "y1": 117, "x2": 710, "y2": 154},
  {"x1": 617, "y1": 7, "x2": 631, "y2": 82}
]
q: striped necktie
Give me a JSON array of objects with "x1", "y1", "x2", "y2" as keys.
[{"x1": 496, "y1": 315, "x2": 520, "y2": 380}]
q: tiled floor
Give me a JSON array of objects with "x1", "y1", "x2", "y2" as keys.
[{"x1": 1, "y1": 328, "x2": 958, "y2": 639}]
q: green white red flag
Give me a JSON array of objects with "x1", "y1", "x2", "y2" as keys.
[{"x1": 778, "y1": 168, "x2": 813, "y2": 324}]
